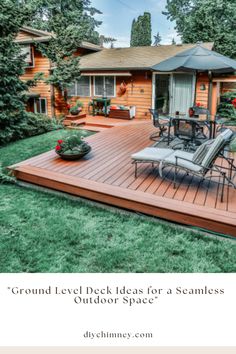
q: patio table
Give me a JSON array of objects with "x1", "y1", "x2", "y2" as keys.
[
  {"x1": 92, "y1": 98, "x2": 111, "y2": 117},
  {"x1": 169, "y1": 115, "x2": 216, "y2": 144}
]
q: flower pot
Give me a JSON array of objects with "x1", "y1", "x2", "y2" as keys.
[
  {"x1": 56, "y1": 145, "x2": 91, "y2": 161},
  {"x1": 189, "y1": 107, "x2": 194, "y2": 117},
  {"x1": 70, "y1": 107, "x2": 82, "y2": 116}
]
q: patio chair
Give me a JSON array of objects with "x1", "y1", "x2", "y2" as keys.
[
  {"x1": 131, "y1": 129, "x2": 236, "y2": 202},
  {"x1": 149, "y1": 109, "x2": 172, "y2": 143},
  {"x1": 193, "y1": 107, "x2": 210, "y2": 139},
  {"x1": 172, "y1": 118, "x2": 198, "y2": 151}
]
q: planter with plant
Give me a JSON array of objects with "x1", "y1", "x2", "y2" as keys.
[
  {"x1": 55, "y1": 134, "x2": 91, "y2": 160},
  {"x1": 67, "y1": 100, "x2": 84, "y2": 116}
]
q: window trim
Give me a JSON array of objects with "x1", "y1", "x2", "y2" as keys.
[
  {"x1": 93, "y1": 76, "x2": 116, "y2": 98},
  {"x1": 34, "y1": 98, "x2": 47, "y2": 115},
  {"x1": 21, "y1": 44, "x2": 35, "y2": 68},
  {"x1": 68, "y1": 76, "x2": 91, "y2": 97}
]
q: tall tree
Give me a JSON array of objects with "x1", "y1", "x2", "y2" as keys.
[
  {"x1": 0, "y1": 0, "x2": 30, "y2": 144},
  {"x1": 153, "y1": 32, "x2": 162, "y2": 46},
  {"x1": 21, "y1": 1, "x2": 102, "y2": 98},
  {"x1": 24, "y1": 0, "x2": 102, "y2": 45},
  {"x1": 163, "y1": 0, "x2": 236, "y2": 57},
  {"x1": 130, "y1": 12, "x2": 152, "y2": 47},
  {"x1": 99, "y1": 35, "x2": 117, "y2": 48}
]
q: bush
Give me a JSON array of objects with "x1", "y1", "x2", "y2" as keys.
[
  {"x1": 0, "y1": 113, "x2": 63, "y2": 146},
  {"x1": 217, "y1": 91, "x2": 236, "y2": 122}
]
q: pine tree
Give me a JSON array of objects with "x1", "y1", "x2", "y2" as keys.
[
  {"x1": 130, "y1": 12, "x2": 152, "y2": 47},
  {"x1": 24, "y1": 0, "x2": 102, "y2": 45},
  {"x1": 0, "y1": 0, "x2": 30, "y2": 144},
  {"x1": 130, "y1": 19, "x2": 137, "y2": 47},
  {"x1": 153, "y1": 32, "x2": 162, "y2": 46},
  {"x1": 163, "y1": 0, "x2": 236, "y2": 57},
  {"x1": 23, "y1": 1, "x2": 102, "y2": 96},
  {"x1": 171, "y1": 37, "x2": 176, "y2": 45}
]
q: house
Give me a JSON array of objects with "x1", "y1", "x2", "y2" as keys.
[
  {"x1": 16, "y1": 26, "x2": 236, "y2": 120},
  {"x1": 15, "y1": 26, "x2": 102, "y2": 117}
]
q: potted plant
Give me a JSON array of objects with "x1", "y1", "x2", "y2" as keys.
[
  {"x1": 55, "y1": 134, "x2": 91, "y2": 160},
  {"x1": 67, "y1": 100, "x2": 84, "y2": 115}
]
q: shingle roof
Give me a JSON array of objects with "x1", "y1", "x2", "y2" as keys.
[{"x1": 80, "y1": 43, "x2": 214, "y2": 71}]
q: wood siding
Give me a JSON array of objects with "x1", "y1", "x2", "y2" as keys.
[
  {"x1": 55, "y1": 71, "x2": 152, "y2": 119},
  {"x1": 195, "y1": 73, "x2": 209, "y2": 108},
  {"x1": 21, "y1": 48, "x2": 53, "y2": 117}
]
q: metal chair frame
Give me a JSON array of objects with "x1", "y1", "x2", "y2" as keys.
[{"x1": 149, "y1": 108, "x2": 172, "y2": 143}]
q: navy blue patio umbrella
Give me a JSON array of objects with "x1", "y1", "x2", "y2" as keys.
[{"x1": 152, "y1": 45, "x2": 236, "y2": 73}]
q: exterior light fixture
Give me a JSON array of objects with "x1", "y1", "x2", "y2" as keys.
[{"x1": 200, "y1": 83, "x2": 206, "y2": 91}]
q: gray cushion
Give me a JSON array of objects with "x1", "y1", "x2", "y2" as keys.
[
  {"x1": 192, "y1": 140, "x2": 214, "y2": 165},
  {"x1": 163, "y1": 150, "x2": 202, "y2": 172},
  {"x1": 131, "y1": 147, "x2": 174, "y2": 162},
  {"x1": 201, "y1": 135, "x2": 225, "y2": 168},
  {"x1": 220, "y1": 128, "x2": 233, "y2": 141}
]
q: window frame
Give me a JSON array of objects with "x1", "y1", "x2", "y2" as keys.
[
  {"x1": 21, "y1": 44, "x2": 35, "y2": 68},
  {"x1": 93, "y1": 76, "x2": 116, "y2": 98},
  {"x1": 68, "y1": 76, "x2": 91, "y2": 97},
  {"x1": 33, "y1": 98, "x2": 47, "y2": 115}
]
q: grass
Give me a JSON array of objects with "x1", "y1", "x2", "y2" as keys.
[{"x1": 0, "y1": 130, "x2": 236, "y2": 273}]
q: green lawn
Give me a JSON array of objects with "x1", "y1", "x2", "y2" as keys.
[{"x1": 0, "y1": 130, "x2": 235, "y2": 273}]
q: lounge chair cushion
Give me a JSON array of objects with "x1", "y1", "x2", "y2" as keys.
[
  {"x1": 192, "y1": 140, "x2": 214, "y2": 165},
  {"x1": 220, "y1": 128, "x2": 233, "y2": 141},
  {"x1": 162, "y1": 150, "x2": 203, "y2": 172},
  {"x1": 131, "y1": 147, "x2": 173, "y2": 162},
  {"x1": 201, "y1": 135, "x2": 225, "y2": 168}
]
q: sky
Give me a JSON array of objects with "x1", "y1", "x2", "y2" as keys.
[{"x1": 91, "y1": 0, "x2": 180, "y2": 47}]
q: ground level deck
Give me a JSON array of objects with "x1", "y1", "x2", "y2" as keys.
[{"x1": 10, "y1": 120, "x2": 236, "y2": 237}]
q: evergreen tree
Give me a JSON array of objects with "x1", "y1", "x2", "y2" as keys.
[
  {"x1": 130, "y1": 12, "x2": 152, "y2": 47},
  {"x1": 0, "y1": 0, "x2": 30, "y2": 144},
  {"x1": 99, "y1": 35, "x2": 117, "y2": 48},
  {"x1": 172, "y1": 37, "x2": 176, "y2": 45},
  {"x1": 21, "y1": 1, "x2": 102, "y2": 97},
  {"x1": 23, "y1": 0, "x2": 102, "y2": 45},
  {"x1": 130, "y1": 19, "x2": 137, "y2": 47},
  {"x1": 163, "y1": 0, "x2": 236, "y2": 57},
  {"x1": 153, "y1": 32, "x2": 162, "y2": 46}
]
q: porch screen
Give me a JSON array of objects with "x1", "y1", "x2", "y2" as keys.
[
  {"x1": 68, "y1": 76, "x2": 90, "y2": 97},
  {"x1": 94, "y1": 76, "x2": 115, "y2": 97}
]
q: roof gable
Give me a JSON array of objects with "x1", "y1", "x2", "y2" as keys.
[{"x1": 16, "y1": 26, "x2": 102, "y2": 52}]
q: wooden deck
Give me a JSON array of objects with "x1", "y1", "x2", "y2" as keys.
[{"x1": 10, "y1": 121, "x2": 236, "y2": 237}]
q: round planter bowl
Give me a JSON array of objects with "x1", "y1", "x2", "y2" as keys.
[{"x1": 56, "y1": 146, "x2": 91, "y2": 160}]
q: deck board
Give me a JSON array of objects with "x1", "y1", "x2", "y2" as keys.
[{"x1": 9, "y1": 121, "x2": 236, "y2": 237}]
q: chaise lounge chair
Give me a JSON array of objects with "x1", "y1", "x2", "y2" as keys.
[{"x1": 131, "y1": 129, "x2": 236, "y2": 202}]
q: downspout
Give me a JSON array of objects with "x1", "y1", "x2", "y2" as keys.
[
  {"x1": 193, "y1": 70, "x2": 197, "y2": 105},
  {"x1": 49, "y1": 60, "x2": 55, "y2": 117},
  {"x1": 208, "y1": 71, "x2": 213, "y2": 114}
]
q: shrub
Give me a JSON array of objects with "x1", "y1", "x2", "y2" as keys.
[
  {"x1": 0, "y1": 113, "x2": 63, "y2": 146},
  {"x1": 217, "y1": 91, "x2": 236, "y2": 122}
]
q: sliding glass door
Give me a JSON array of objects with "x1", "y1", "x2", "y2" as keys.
[{"x1": 154, "y1": 73, "x2": 195, "y2": 115}]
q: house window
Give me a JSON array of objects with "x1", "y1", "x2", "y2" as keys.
[
  {"x1": 34, "y1": 98, "x2": 47, "y2": 114},
  {"x1": 68, "y1": 76, "x2": 91, "y2": 97},
  {"x1": 94, "y1": 76, "x2": 116, "y2": 97},
  {"x1": 20, "y1": 45, "x2": 34, "y2": 68}
]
